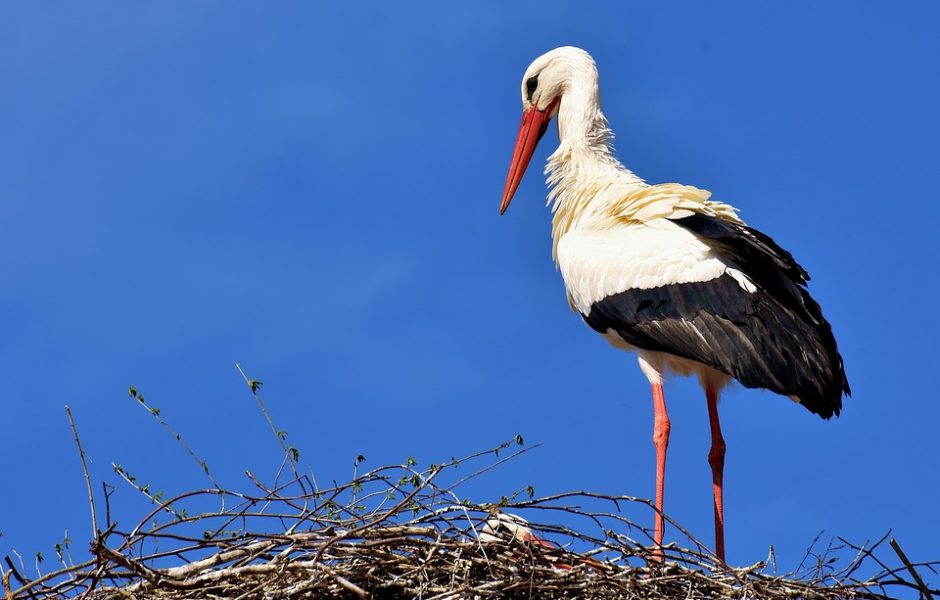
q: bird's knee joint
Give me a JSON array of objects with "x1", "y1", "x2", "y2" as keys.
[
  {"x1": 708, "y1": 440, "x2": 726, "y2": 467},
  {"x1": 652, "y1": 421, "x2": 671, "y2": 447}
]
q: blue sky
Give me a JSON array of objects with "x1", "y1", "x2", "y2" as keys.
[{"x1": 2, "y1": 0, "x2": 938, "y2": 580}]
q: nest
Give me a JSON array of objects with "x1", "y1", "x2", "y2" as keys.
[
  {"x1": 4, "y1": 383, "x2": 937, "y2": 600},
  {"x1": 4, "y1": 437, "x2": 937, "y2": 600}
]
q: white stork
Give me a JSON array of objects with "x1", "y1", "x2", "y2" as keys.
[{"x1": 499, "y1": 47, "x2": 850, "y2": 562}]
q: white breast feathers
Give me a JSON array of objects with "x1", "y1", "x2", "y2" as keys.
[{"x1": 557, "y1": 218, "x2": 757, "y2": 315}]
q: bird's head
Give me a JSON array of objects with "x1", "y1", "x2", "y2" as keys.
[{"x1": 500, "y1": 46, "x2": 597, "y2": 215}]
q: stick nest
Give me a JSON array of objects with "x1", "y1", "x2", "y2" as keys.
[{"x1": 4, "y1": 439, "x2": 936, "y2": 600}]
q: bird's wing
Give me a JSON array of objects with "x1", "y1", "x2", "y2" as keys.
[
  {"x1": 670, "y1": 212, "x2": 811, "y2": 312},
  {"x1": 558, "y1": 220, "x2": 738, "y2": 315},
  {"x1": 558, "y1": 216, "x2": 848, "y2": 418},
  {"x1": 605, "y1": 183, "x2": 741, "y2": 225}
]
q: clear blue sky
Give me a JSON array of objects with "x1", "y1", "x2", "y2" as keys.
[{"x1": 2, "y1": 1, "x2": 938, "y2": 579}]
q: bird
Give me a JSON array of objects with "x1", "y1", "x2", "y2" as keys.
[
  {"x1": 498, "y1": 46, "x2": 850, "y2": 563},
  {"x1": 479, "y1": 512, "x2": 558, "y2": 553},
  {"x1": 479, "y1": 512, "x2": 599, "y2": 571}
]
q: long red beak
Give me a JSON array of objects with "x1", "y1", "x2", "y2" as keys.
[{"x1": 499, "y1": 98, "x2": 559, "y2": 215}]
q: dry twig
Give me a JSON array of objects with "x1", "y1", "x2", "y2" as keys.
[{"x1": 64, "y1": 405, "x2": 98, "y2": 539}]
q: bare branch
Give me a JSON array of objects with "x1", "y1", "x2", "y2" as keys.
[
  {"x1": 891, "y1": 538, "x2": 934, "y2": 600},
  {"x1": 65, "y1": 405, "x2": 98, "y2": 540}
]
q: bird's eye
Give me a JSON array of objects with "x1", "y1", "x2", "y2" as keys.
[{"x1": 526, "y1": 76, "x2": 538, "y2": 96}]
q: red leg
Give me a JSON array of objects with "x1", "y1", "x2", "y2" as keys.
[
  {"x1": 706, "y1": 386, "x2": 726, "y2": 562},
  {"x1": 651, "y1": 383, "x2": 670, "y2": 561}
]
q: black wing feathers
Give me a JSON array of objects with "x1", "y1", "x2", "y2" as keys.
[
  {"x1": 675, "y1": 213, "x2": 811, "y2": 314},
  {"x1": 583, "y1": 214, "x2": 850, "y2": 419}
]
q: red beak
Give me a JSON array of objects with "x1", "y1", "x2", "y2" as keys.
[{"x1": 499, "y1": 98, "x2": 559, "y2": 215}]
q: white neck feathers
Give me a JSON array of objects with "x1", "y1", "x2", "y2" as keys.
[{"x1": 543, "y1": 56, "x2": 644, "y2": 256}]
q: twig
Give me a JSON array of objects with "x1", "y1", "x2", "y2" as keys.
[
  {"x1": 128, "y1": 388, "x2": 221, "y2": 491},
  {"x1": 65, "y1": 405, "x2": 98, "y2": 539},
  {"x1": 111, "y1": 463, "x2": 186, "y2": 521},
  {"x1": 101, "y1": 482, "x2": 115, "y2": 529},
  {"x1": 314, "y1": 562, "x2": 369, "y2": 597},
  {"x1": 235, "y1": 363, "x2": 314, "y2": 495},
  {"x1": 890, "y1": 538, "x2": 934, "y2": 600},
  {"x1": 3, "y1": 570, "x2": 12, "y2": 600},
  {"x1": 2, "y1": 557, "x2": 29, "y2": 597},
  {"x1": 313, "y1": 465, "x2": 443, "y2": 564}
]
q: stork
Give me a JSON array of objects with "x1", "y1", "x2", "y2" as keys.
[{"x1": 499, "y1": 47, "x2": 850, "y2": 562}]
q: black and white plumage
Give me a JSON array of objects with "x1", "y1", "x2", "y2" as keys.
[
  {"x1": 499, "y1": 46, "x2": 850, "y2": 563},
  {"x1": 581, "y1": 213, "x2": 849, "y2": 419}
]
